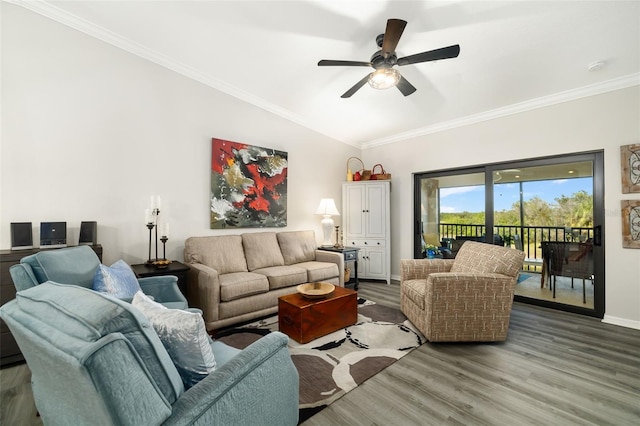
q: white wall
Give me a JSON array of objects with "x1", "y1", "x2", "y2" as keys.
[
  {"x1": 2, "y1": 4, "x2": 639, "y2": 327},
  {"x1": 0, "y1": 4, "x2": 358, "y2": 264},
  {"x1": 362, "y1": 87, "x2": 640, "y2": 326}
]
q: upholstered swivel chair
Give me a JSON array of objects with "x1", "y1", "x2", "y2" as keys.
[
  {"x1": 0, "y1": 282, "x2": 299, "y2": 425},
  {"x1": 400, "y1": 241, "x2": 525, "y2": 342},
  {"x1": 9, "y1": 245, "x2": 187, "y2": 309}
]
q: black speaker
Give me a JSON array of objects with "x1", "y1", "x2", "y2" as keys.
[
  {"x1": 11, "y1": 222, "x2": 33, "y2": 250},
  {"x1": 79, "y1": 221, "x2": 97, "y2": 245}
]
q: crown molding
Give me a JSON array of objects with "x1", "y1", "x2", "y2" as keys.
[
  {"x1": 9, "y1": 0, "x2": 638, "y2": 151},
  {"x1": 361, "y1": 73, "x2": 640, "y2": 149},
  {"x1": 7, "y1": 0, "x2": 356, "y2": 146}
]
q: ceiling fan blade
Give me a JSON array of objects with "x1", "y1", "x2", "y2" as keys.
[
  {"x1": 396, "y1": 76, "x2": 417, "y2": 96},
  {"x1": 397, "y1": 44, "x2": 460, "y2": 66},
  {"x1": 318, "y1": 60, "x2": 371, "y2": 67},
  {"x1": 341, "y1": 74, "x2": 371, "y2": 98},
  {"x1": 382, "y1": 19, "x2": 407, "y2": 58}
]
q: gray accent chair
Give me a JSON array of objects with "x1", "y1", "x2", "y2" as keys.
[
  {"x1": 0, "y1": 282, "x2": 299, "y2": 425},
  {"x1": 9, "y1": 245, "x2": 187, "y2": 309}
]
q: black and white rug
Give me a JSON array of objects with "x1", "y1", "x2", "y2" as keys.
[{"x1": 214, "y1": 299, "x2": 425, "y2": 423}]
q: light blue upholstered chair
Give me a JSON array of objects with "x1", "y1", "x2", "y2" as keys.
[
  {"x1": 9, "y1": 245, "x2": 187, "y2": 309},
  {"x1": 0, "y1": 282, "x2": 299, "y2": 425}
]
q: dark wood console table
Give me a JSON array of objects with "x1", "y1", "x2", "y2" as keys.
[
  {"x1": 0, "y1": 245, "x2": 102, "y2": 367},
  {"x1": 130, "y1": 261, "x2": 189, "y2": 298},
  {"x1": 317, "y1": 246, "x2": 360, "y2": 290}
]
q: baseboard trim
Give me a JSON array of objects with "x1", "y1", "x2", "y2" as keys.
[{"x1": 602, "y1": 315, "x2": 640, "y2": 330}]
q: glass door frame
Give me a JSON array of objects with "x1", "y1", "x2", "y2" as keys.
[{"x1": 413, "y1": 151, "x2": 605, "y2": 318}]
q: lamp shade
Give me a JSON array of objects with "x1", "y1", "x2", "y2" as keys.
[{"x1": 315, "y1": 199, "x2": 340, "y2": 216}]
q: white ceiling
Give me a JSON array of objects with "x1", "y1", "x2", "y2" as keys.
[{"x1": 12, "y1": 0, "x2": 640, "y2": 148}]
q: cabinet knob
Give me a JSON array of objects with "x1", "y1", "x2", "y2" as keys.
[
  {"x1": 364, "y1": 241, "x2": 368, "y2": 245},
  {"x1": 377, "y1": 242, "x2": 381, "y2": 245}
]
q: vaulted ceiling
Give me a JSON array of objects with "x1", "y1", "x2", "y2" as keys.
[{"x1": 12, "y1": 0, "x2": 640, "y2": 148}]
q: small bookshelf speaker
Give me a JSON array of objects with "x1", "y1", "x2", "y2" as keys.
[
  {"x1": 11, "y1": 222, "x2": 33, "y2": 250},
  {"x1": 79, "y1": 221, "x2": 97, "y2": 245}
]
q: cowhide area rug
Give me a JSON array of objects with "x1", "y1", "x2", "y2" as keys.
[{"x1": 213, "y1": 299, "x2": 425, "y2": 423}]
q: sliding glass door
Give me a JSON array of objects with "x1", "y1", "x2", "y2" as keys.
[{"x1": 413, "y1": 152, "x2": 604, "y2": 318}]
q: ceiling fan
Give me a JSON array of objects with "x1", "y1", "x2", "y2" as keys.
[{"x1": 318, "y1": 19, "x2": 460, "y2": 98}]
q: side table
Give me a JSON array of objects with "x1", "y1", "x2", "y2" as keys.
[
  {"x1": 130, "y1": 261, "x2": 190, "y2": 298},
  {"x1": 317, "y1": 246, "x2": 360, "y2": 290}
]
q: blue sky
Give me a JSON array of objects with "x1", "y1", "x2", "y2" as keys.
[{"x1": 440, "y1": 178, "x2": 592, "y2": 213}]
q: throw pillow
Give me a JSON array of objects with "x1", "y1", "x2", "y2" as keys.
[
  {"x1": 132, "y1": 291, "x2": 216, "y2": 389},
  {"x1": 92, "y1": 260, "x2": 141, "y2": 298}
]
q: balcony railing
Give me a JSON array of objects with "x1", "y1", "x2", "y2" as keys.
[{"x1": 439, "y1": 223, "x2": 594, "y2": 269}]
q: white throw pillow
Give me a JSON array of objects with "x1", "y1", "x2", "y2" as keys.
[{"x1": 132, "y1": 291, "x2": 215, "y2": 388}]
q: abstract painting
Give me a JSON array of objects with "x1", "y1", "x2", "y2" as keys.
[{"x1": 211, "y1": 138, "x2": 287, "y2": 228}]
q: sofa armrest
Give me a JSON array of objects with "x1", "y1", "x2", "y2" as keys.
[
  {"x1": 185, "y1": 263, "x2": 221, "y2": 329},
  {"x1": 165, "y1": 332, "x2": 299, "y2": 426},
  {"x1": 400, "y1": 259, "x2": 454, "y2": 282},
  {"x1": 9, "y1": 263, "x2": 39, "y2": 291},
  {"x1": 137, "y1": 276, "x2": 188, "y2": 308},
  {"x1": 315, "y1": 250, "x2": 344, "y2": 286}
]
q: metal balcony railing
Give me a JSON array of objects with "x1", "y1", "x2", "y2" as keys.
[{"x1": 439, "y1": 223, "x2": 594, "y2": 270}]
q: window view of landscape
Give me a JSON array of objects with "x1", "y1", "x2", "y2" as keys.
[
  {"x1": 441, "y1": 177, "x2": 593, "y2": 239},
  {"x1": 418, "y1": 160, "x2": 596, "y2": 310}
]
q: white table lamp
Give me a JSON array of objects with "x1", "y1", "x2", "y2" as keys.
[{"x1": 315, "y1": 198, "x2": 340, "y2": 247}]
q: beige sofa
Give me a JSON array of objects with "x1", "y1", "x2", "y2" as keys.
[{"x1": 184, "y1": 230, "x2": 344, "y2": 330}]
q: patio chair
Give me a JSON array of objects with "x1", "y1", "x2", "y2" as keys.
[{"x1": 513, "y1": 234, "x2": 543, "y2": 271}]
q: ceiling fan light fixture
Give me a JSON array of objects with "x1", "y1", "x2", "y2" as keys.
[{"x1": 368, "y1": 67, "x2": 400, "y2": 90}]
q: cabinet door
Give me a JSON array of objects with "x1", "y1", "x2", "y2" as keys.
[
  {"x1": 344, "y1": 184, "x2": 366, "y2": 239},
  {"x1": 364, "y1": 246, "x2": 387, "y2": 281},
  {"x1": 365, "y1": 183, "x2": 387, "y2": 239}
]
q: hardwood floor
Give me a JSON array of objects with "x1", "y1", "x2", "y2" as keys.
[{"x1": 2, "y1": 281, "x2": 638, "y2": 425}]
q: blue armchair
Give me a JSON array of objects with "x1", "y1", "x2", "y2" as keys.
[
  {"x1": 0, "y1": 282, "x2": 299, "y2": 425},
  {"x1": 9, "y1": 245, "x2": 188, "y2": 309}
]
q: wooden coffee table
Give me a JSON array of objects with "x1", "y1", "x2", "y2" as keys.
[{"x1": 278, "y1": 285, "x2": 357, "y2": 343}]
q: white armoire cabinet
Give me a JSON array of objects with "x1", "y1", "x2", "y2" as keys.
[{"x1": 342, "y1": 181, "x2": 390, "y2": 284}]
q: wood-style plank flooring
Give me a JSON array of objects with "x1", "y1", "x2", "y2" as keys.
[
  {"x1": 304, "y1": 281, "x2": 640, "y2": 425},
  {"x1": 2, "y1": 281, "x2": 639, "y2": 425}
]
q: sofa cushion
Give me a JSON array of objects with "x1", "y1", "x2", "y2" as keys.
[
  {"x1": 242, "y1": 232, "x2": 285, "y2": 271},
  {"x1": 93, "y1": 260, "x2": 142, "y2": 298},
  {"x1": 451, "y1": 241, "x2": 522, "y2": 278},
  {"x1": 14, "y1": 282, "x2": 184, "y2": 404},
  {"x1": 277, "y1": 230, "x2": 317, "y2": 265},
  {"x1": 297, "y1": 261, "x2": 339, "y2": 283},
  {"x1": 20, "y1": 245, "x2": 100, "y2": 288},
  {"x1": 219, "y1": 272, "x2": 269, "y2": 302},
  {"x1": 132, "y1": 292, "x2": 216, "y2": 389},
  {"x1": 184, "y1": 235, "x2": 248, "y2": 274},
  {"x1": 252, "y1": 265, "x2": 308, "y2": 290}
]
